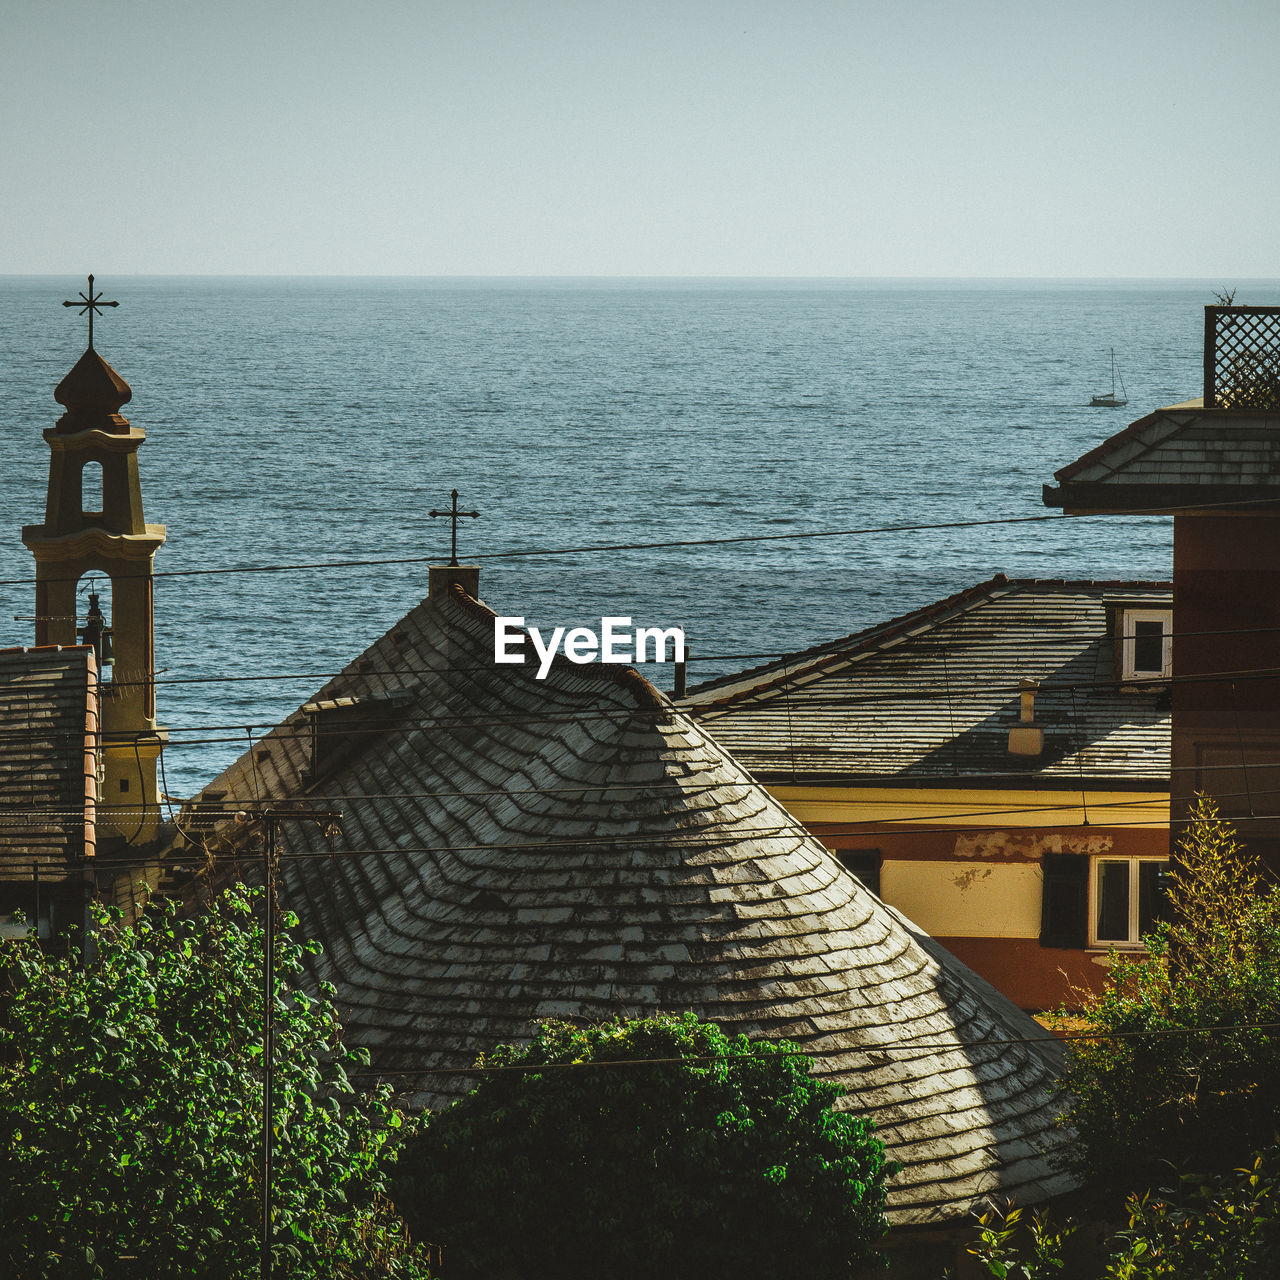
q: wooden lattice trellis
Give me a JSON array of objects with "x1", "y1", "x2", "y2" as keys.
[{"x1": 1204, "y1": 305, "x2": 1280, "y2": 409}]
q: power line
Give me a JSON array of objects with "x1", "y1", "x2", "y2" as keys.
[
  {"x1": 0, "y1": 782, "x2": 1199, "y2": 823},
  {"x1": 0, "y1": 653, "x2": 1264, "y2": 754},
  {"x1": 342, "y1": 1018, "x2": 1280, "y2": 1081},
  {"x1": 14, "y1": 610, "x2": 1280, "y2": 746},
  {"x1": 10, "y1": 790, "x2": 1279, "y2": 868},
  {"x1": 8, "y1": 648, "x2": 1278, "y2": 744},
  {"x1": 10, "y1": 699, "x2": 1277, "y2": 820},
  {"x1": 0, "y1": 506, "x2": 1200, "y2": 590}
]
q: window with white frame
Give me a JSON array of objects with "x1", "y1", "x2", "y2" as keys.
[
  {"x1": 1089, "y1": 856, "x2": 1172, "y2": 948},
  {"x1": 1121, "y1": 608, "x2": 1172, "y2": 681}
]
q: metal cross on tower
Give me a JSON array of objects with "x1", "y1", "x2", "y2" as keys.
[
  {"x1": 429, "y1": 489, "x2": 480, "y2": 566},
  {"x1": 62, "y1": 274, "x2": 119, "y2": 349}
]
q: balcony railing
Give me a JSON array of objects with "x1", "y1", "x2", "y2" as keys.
[{"x1": 1204, "y1": 305, "x2": 1280, "y2": 410}]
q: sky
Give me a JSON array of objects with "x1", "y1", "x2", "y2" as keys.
[{"x1": 4, "y1": 0, "x2": 1279, "y2": 278}]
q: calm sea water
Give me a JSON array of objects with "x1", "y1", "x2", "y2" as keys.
[{"x1": 2, "y1": 277, "x2": 1272, "y2": 797}]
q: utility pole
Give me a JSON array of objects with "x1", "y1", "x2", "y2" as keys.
[
  {"x1": 261, "y1": 811, "x2": 276, "y2": 1280},
  {"x1": 249, "y1": 806, "x2": 341, "y2": 1280}
]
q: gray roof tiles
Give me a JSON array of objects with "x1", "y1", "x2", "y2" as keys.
[
  {"x1": 1045, "y1": 402, "x2": 1280, "y2": 509},
  {"x1": 681, "y1": 577, "x2": 1170, "y2": 784},
  {"x1": 0, "y1": 646, "x2": 97, "y2": 876},
  {"x1": 180, "y1": 582, "x2": 1074, "y2": 1225}
]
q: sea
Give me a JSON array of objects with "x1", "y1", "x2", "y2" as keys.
[{"x1": 3, "y1": 276, "x2": 1275, "y2": 799}]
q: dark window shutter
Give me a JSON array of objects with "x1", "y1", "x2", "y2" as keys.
[{"x1": 1040, "y1": 853, "x2": 1089, "y2": 949}]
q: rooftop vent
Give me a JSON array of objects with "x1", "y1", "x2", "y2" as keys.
[{"x1": 1007, "y1": 678, "x2": 1044, "y2": 758}]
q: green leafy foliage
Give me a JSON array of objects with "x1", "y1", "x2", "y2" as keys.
[
  {"x1": 967, "y1": 801, "x2": 1280, "y2": 1277},
  {"x1": 1058, "y1": 797, "x2": 1280, "y2": 1192},
  {"x1": 0, "y1": 886, "x2": 433, "y2": 1279},
  {"x1": 1102, "y1": 1151, "x2": 1280, "y2": 1279},
  {"x1": 393, "y1": 1011, "x2": 892, "y2": 1280},
  {"x1": 965, "y1": 1151, "x2": 1280, "y2": 1279},
  {"x1": 965, "y1": 1202, "x2": 1074, "y2": 1279}
]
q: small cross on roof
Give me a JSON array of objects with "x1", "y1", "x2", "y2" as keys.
[
  {"x1": 429, "y1": 489, "x2": 480, "y2": 566},
  {"x1": 62, "y1": 274, "x2": 118, "y2": 349}
]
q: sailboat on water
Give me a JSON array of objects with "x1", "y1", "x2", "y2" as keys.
[{"x1": 1089, "y1": 349, "x2": 1128, "y2": 407}]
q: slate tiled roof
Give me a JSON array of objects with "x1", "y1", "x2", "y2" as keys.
[
  {"x1": 0, "y1": 646, "x2": 98, "y2": 876},
  {"x1": 680, "y1": 577, "x2": 1170, "y2": 784},
  {"x1": 1043, "y1": 400, "x2": 1280, "y2": 511},
  {"x1": 179, "y1": 582, "x2": 1074, "y2": 1225}
]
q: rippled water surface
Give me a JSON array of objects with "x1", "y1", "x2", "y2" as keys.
[{"x1": 2, "y1": 277, "x2": 1265, "y2": 795}]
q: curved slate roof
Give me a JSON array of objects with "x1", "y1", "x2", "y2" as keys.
[
  {"x1": 681, "y1": 576, "x2": 1171, "y2": 784},
  {"x1": 180, "y1": 583, "x2": 1074, "y2": 1225}
]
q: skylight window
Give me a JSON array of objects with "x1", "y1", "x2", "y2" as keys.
[{"x1": 1121, "y1": 608, "x2": 1172, "y2": 681}]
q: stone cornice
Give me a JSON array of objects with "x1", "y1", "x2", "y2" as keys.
[
  {"x1": 22, "y1": 524, "x2": 167, "y2": 562},
  {"x1": 43, "y1": 425, "x2": 147, "y2": 452}
]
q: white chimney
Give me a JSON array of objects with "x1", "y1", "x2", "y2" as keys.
[{"x1": 1007, "y1": 678, "x2": 1045, "y2": 757}]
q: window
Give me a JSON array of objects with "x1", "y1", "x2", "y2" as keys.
[
  {"x1": 1090, "y1": 857, "x2": 1171, "y2": 948},
  {"x1": 1121, "y1": 608, "x2": 1172, "y2": 681},
  {"x1": 834, "y1": 849, "x2": 881, "y2": 897},
  {"x1": 1040, "y1": 853, "x2": 1171, "y2": 950},
  {"x1": 301, "y1": 688, "x2": 414, "y2": 785}
]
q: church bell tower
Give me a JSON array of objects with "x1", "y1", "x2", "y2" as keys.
[{"x1": 22, "y1": 277, "x2": 167, "y2": 846}]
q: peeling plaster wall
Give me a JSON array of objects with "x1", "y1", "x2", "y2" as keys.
[
  {"x1": 883, "y1": 861, "x2": 1043, "y2": 938},
  {"x1": 951, "y1": 829, "x2": 1115, "y2": 860}
]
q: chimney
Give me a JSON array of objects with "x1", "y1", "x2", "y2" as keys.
[
  {"x1": 1007, "y1": 678, "x2": 1044, "y2": 757},
  {"x1": 428, "y1": 564, "x2": 480, "y2": 600}
]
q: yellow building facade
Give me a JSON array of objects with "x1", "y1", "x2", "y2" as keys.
[{"x1": 683, "y1": 576, "x2": 1172, "y2": 1010}]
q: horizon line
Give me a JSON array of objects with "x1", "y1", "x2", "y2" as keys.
[{"x1": 4, "y1": 272, "x2": 1278, "y2": 285}]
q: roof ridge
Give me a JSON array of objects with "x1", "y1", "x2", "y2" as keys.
[{"x1": 445, "y1": 582, "x2": 672, "y2": 713}]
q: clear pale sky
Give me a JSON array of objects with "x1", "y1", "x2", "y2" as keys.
[{"x1": 5, "y1": 0, "x2": 1277, "y2": 277}]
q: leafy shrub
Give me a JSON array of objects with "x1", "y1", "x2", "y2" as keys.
[
  {"x1": 0, "y1": 886, "x2": 432, "y2": 1279},
  {"x1": 966, "y1": 1150, "x2": 1280, "y2": 1279},
  {"x1": 1103, "y1": 1150, "x2": 1280, "y2": 1279},
  {"x1": 1058, "y1": 796, "x2": 1280, "y2": 1192},
  {"x1": 394, "y1": 1012, "x2": 892, "y2": 1280},
  {"x1": 966, "y1": 1202, "x2": 1074, "y2": 1279}
]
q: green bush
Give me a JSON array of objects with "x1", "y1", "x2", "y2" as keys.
[
  {"x1": 394, "y1": 1012, "x2": 892, "y2": 1280},
  {"x1": 1059, "y1": 796, "x2": 1280, "y2": 1193},
  {"x1": 967, "y1": 1150, "x2": 1280, "y2": 1279},
  {"x1": 0, "y1": 886, "x2": 432, "y2": 1280}
]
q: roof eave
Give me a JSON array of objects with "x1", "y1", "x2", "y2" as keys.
[
  {"x1": 752, "y1": 770, "x2": 1171, "y2": 792},
  {"x1": 1044, "y1": 481, "x2": 1280, "y2": 515}
]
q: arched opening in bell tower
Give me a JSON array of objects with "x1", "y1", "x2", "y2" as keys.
[
  {"x1": 77, "y1": 575, "x2": 115, "y2": 683},
  {"x1": 80, "y1": 458, "x2": 104, "y2": 518}
]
